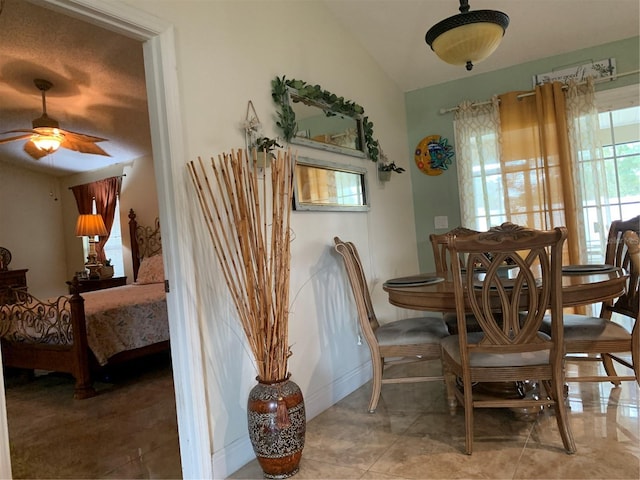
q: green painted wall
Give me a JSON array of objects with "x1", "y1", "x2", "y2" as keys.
[{"x1": 405, "y1": 36, "x2": 640, "y2": 272}]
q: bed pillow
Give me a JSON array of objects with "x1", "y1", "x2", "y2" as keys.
[{"x1": 136, "y1": 254, "x2": 165, "y2": 284}]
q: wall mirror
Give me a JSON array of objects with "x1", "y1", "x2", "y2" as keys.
[
  {"x1": 272, "y1": 77, "x2": 380, "y2": 161},
  {"x1": 293, "y1": 157, "x2": 369, "y2": 212}
]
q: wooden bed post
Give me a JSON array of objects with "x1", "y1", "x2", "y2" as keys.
[
  {"x1": 68, "y1": 277, "x2": 96, "y2": 399},
  {"x1": 129, "y1": 209, "x2": 140, "y2": 282}
]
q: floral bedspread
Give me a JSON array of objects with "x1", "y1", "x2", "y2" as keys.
[
  {"x1": 0, "y1": 282, "x2": 168, "y2": 366},
  {"x1": 81, "y1": 282, "x2": 168, "y2": 365}
]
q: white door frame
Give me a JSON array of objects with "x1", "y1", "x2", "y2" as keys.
[{"x1": 0, "y1": 1, "x2": 212, "y2": 478}]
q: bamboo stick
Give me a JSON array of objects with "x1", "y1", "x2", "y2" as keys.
[{"x1": 188, "y1": 149, "x2": 296, "y2": 381}]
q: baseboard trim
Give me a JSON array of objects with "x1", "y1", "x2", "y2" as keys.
[{"x1": 211, "y1": 361, "x2": 371, "y2": 479}]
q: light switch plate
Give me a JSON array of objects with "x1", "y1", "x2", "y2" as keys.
[{"x1": 434, "y1": 216, "x2": 449, "y2": 229}]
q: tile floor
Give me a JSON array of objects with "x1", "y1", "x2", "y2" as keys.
[
  {"x1": 4, "y1": 355, "x2": 639, "y2": 479},
  {"x1": 5, "y1": 352, "x2": 182, "y2": 479},
  {"x1": 231, "y1": 359, "x2": 640, "y2": 480}
]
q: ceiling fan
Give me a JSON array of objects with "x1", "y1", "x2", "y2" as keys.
[{"x1": 0, "y1": 78, "x2": 110, "y2": 160}]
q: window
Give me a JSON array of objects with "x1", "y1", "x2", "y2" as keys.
[
  {"x1": 82, "y1": 198, "x2": 125, "y2": 277},
  {"x1": 102, "y1": 199, "x2": 124, "y2": 276},
  {"x1": 582, "y1": 86, "x2": 640, "y2": 263}
]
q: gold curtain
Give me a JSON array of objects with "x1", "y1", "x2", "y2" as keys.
[{"x1": 498, "y1": 82, "x2": 581, "y2": 266}]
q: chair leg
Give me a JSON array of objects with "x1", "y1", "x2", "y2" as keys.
[
  {"x1": 601, "y1": 353, "x2": 622, "y2": 386},
  {"x1": 368, "y1": 356, "x2": 384, "y2": 413},
  {"x1": 551, "y1": 374, "x2": 576, "y2": 454},
  {"x1": 443, "y1": 366, "x2": 458, "y2": 415},
  {"x1": 462, "y1": 376, "x2": 474, "y2": 455},
  {"x1": 632, "y1": 327, "x2": 639, "y2": 386}
]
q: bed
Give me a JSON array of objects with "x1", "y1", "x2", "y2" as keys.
[{"x1": 0, "y1": 209, "x2": 169, "y2": 399}]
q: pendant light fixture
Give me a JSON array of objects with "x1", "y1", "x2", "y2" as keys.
[
  {"x1": 425, "y1": 0, "x2": 509, "y2": 71},
  {"x1": 30, "y1": 79, "x2": 64, "y2": 153}
]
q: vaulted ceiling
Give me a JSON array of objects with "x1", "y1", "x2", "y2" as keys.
[
  {"x1": 1, "y1": 0, "x2": 638, "y2": 176},
  {"x1": 325, "y1": 0, "x2": 640, "y2": 92}
]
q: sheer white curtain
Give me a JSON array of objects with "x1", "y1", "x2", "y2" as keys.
[
  {"x1": 454, "y1": 97, "x2": 502, "y2": 230},
  {"x1": 566, "y1": 77, "x2": 611, "y2": 259}
]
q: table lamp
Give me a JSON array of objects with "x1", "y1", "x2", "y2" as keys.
[{"x1": 75, "y1": 214, "x2": 108, "y2": 279}]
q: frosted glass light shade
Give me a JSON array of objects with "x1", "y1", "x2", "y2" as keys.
[
  {"x1": 431, "y1": 22, "x2": 505, "y2": 68},
  {"x1": 426, "y1": 3, "x2": 509, "y2": 71},
  {"x1": 31, "y1": 127, "x2": 64, "y2": 153}
]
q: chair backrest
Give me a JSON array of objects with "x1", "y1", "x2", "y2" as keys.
[
  {"x1": 430, "y1": 226, "x2": 480, "y2": 273},
  {"x1": 334, "y1": 237, "x2": 380, "y2": 345},
  {"x1": 601, "y1": 215, "x2": 640, "y2": 318},
  {"x1": 447, "y1": 223, "x2": 567, "y2": 360},
  {"x1": 615, "y1": 230, "x2": 640, "y2": 320},
  {"x1": 622, "y1": 230, "x2": 640, "y2": 380},
  {"x1": 605, "y1": 215, "x2": 640, "y2": 267}
]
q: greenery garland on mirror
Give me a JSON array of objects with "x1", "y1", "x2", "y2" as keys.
[{"x1": 271, "y1": 76, "x2": 380, "y2": 162}]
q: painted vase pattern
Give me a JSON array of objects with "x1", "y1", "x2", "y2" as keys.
[{"x1": 247, "y1": 377, "x2": 306, "y2": 478}]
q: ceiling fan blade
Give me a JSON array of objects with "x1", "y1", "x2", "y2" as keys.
[
  {"x1": 62, "y1": 130, "x2": 109, "y2": 143},
  {"x1": 60, "y1": 137, "x2": 111, "y2": 157},
  {"x1": 2, "y1": 129, "x2": 39, "y2": 135},
  {"x1": 0, "y1": 133, "x2": 32, "y2": 145},
  {"x1": 23, "y1": 140, "x2": 49, "y2": 160}
]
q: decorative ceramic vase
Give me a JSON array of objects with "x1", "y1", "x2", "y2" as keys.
[
  {"x1": 252, "y1": 150, "x2": 274, "y2": 169},
  {"x1": 99, "y1": 265, "x2": 114, "y2": 279},
  {"x1": 247, "y1": 376, "x2": 306, "y2": 479},
  {"x1": 378, "y1": 170, "x2": 391, "y2": 182}
]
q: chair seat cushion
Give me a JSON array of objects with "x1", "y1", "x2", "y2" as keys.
[
  {"x1": 541, "y1": 314, "x2": 632, "y2": 342},
  {"x1": 441, "y1": 332, "x2": 551, "y2": 367},
  {"x1": 376, "y1": 316, "x2": 449, "y2": 346},
  {"x1": 443, "y1": 312, "x2": 483, "y2": 334}
]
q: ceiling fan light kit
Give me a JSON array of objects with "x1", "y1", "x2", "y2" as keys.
[
  {"x1": 425, "y1": 0, "x2": 509, "y2": 71},
  {"x1": 31, "y1": 127, "x2": 64, "y2": 153}
]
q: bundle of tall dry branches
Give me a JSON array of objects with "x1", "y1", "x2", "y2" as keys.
[{"x1": 188, "y1": 149, "x2": 295, "y2": 382}]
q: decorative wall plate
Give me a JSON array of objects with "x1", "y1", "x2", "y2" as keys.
[
  {"x1": 414, "y1": 135, "x2": 454, "y2": 176},
  {"x1": 0, "y1": 246, "x2": 11, "y2": 270}
]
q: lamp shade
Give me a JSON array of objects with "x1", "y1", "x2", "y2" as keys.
[
  {"x1": 75, "y1": 214, "x2": 108, "y2": 237},
  {"x1": 425, "y1": 1, "x2": 509, "y2": 71}
]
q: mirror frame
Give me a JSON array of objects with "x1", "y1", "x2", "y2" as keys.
[
  {"x1": 293, "y1": 157, "x2": 370, "y2": 212},
  {"x1": 272, "y1": 76, "x2": 380, "y2": 161}
]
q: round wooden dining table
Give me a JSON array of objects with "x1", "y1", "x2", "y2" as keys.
[
  {"x1": 383, "y1": 266, "x2": 628, "y2": 419},
  {"x1": 383, "y1": 267, "x2": 627, "y2": 312}
]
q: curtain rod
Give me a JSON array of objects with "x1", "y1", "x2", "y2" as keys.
[
  {"x1": 68, "y1": 174, "x2": 126, "y2": 190},
  {"x1": 439, "y1": 69, "x2": 640, "y2": 114}
]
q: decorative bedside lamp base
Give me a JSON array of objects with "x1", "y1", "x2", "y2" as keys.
[
  {"x1": 75, "y1": 214, "x2": 108, "y2": 281},
  {"x1": 86, "y1": 264, "x2": 102, "y2": 280}
]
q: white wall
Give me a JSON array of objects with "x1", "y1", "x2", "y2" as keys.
[
  {"x1": 0, "y1": 161, "x2": 68, "y2": 298},
  {"x1": 127, "y1": 0, "x2": 421, "y2": 476}
]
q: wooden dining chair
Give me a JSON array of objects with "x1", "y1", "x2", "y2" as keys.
[
  {"x1": 441, "y1": 223, "x2": 576, "y2": 455},
  {"x1": 541, "y1": 227, "x2": 639, "y2": 385},
  {"x1": 334, "y1": 237, "x2": 450, "y2": 413},
  {"x1": 430, "y1": 227, "x2": 481, "y2": 334},
  {"x1": 541, "y1": 215, "x2": 640, "y2": 385}
]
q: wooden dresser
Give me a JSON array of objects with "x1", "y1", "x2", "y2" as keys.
[{"x1": 0, "y1": 268, "x2": 28, "y2": 305}]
